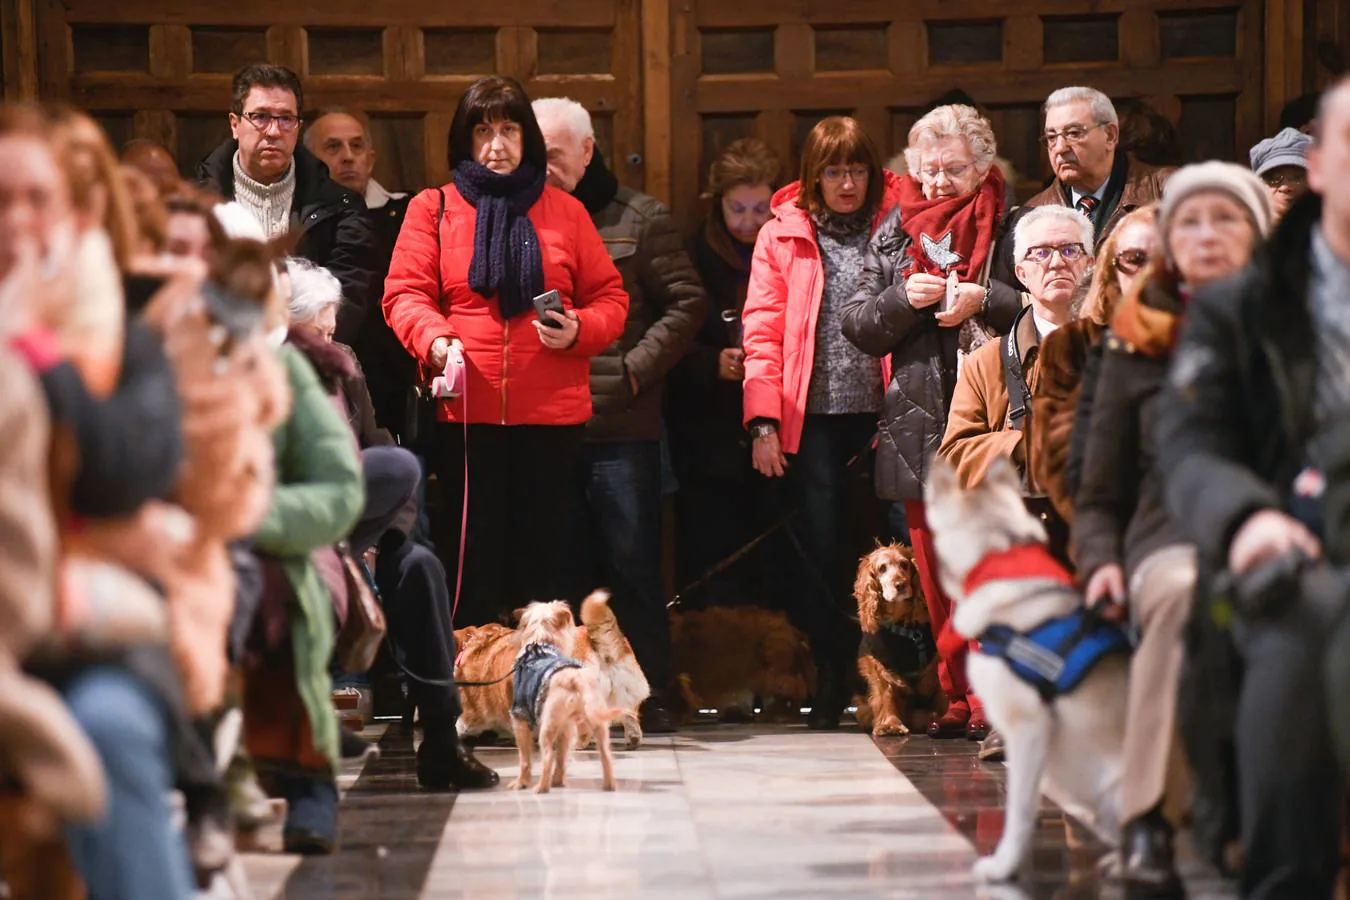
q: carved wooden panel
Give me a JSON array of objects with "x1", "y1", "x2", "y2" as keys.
[
  {"x1": 33, "y1": 0, "x2": 646, "y2": 195},
  {"x1": 668, "y1": 0, "x2": 1268, "y2": 228},
  {"x1": 191, "y1": 27, "x2": 269, "y2": 75}
]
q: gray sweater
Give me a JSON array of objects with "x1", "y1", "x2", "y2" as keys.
[{"x1": 807, "y1": 215, "x2": 883, "y2": 415}]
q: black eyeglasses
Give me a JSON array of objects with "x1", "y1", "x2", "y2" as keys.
[
  {"x1": 240, "y1": 111, "x2": 302, "y2": 133},
  {"x1": 1023, "y1": 243, "x2": 1088, "y2": 265},
  {"x1": 1113, "y1": 249, "x2": 1151, "y2": 275}
]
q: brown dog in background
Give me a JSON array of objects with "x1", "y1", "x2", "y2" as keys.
[
  {"x1": 670, "y1": 606, "x2": 815, "y2": 722},
  {"x1": 853, "y1": 543, "x2": 946, "y2": 736}
]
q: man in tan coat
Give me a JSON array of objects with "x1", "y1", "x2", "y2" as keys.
[
  {"x1": 937, "y1": 205, "x2": 1093, "y2": 762},
  {"x1": 940, "y1": 205, "x2": 1094, "y2": 507}
]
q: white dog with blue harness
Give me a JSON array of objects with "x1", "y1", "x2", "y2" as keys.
[{"x1": 926, "y1": 457, "x2": 1132, "y2": 884}]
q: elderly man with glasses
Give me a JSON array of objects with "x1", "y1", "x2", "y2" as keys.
[
  {"x1": 998, "y1": 86, "x2": 1173, "y2": 291},
  {"x1": 197, "y1": 63, "x2": 376, "y2": 346},
  {"x1": 939, "y1": 206, "x2": 1094, "y2": 558},
  {"x1": 935, "y1": 204, "x2": 1094, "y2": 762}
]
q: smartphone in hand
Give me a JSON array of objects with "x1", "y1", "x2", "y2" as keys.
[{"x1": 533, "y1": 289, "x2": 565, "y2": 328}]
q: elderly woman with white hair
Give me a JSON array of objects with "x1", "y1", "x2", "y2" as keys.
[
  {"x1": 841, "y1": 103, "x2": 1025, "y2": 744},
  {"x1": 281, "y1": 256, "x2": 499, "y2": 791}
]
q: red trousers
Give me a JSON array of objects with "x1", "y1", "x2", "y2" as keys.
[{"x1": 905, "y1": 499, "x2": 981, "y2": 712}]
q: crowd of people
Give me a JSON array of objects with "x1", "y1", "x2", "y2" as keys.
[{"x1": 0, "y1": 53, "x2": 1347, "y2": 900}]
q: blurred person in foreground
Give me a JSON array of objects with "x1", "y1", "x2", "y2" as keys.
[{"x1": 1158, "y1": 76, "x2": 1350, "y2": 900}]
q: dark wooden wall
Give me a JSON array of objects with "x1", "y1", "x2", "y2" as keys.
[{"x1": 1, "y1": 0, "x2": 1345, "y2": 228}]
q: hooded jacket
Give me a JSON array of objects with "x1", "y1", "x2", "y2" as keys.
[{"x1": 741, "y1": 173, "x2": 904, "y2": 455}]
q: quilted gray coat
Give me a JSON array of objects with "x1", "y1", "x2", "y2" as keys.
[{"x1": 840, "y1": 206, "x2": 1021, "y2": 501}]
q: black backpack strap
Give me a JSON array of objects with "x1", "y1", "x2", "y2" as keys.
[{"x1": 1002, "y1": 305, "x2": 1035, "y2": 432}]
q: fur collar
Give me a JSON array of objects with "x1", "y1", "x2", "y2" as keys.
[{"x1": 1109, "y1": 275, "x2": 1185, "y2": 359}]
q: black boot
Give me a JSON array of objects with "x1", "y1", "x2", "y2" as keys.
[
  {"x1": 640, "y1": 691, "x2": 679, "y2": 735},
  {"x1": 1121, "y1": 806, "x2": 1186, "y2": 899},
  {"x1": 417, "y1": 725, "x2": 500, "y2": 791},
  {"x1": 807, "y1": 666, "x2": 847, "y2": 730}
]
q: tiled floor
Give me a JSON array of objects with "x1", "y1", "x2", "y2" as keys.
[{"x1": 237, "y1": 723, "x2": 1238, "y2": 900}]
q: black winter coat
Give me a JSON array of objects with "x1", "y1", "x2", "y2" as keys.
[
  {"x1": 1074, "y1": 279, "x2": 1188, "y2": 580},
  {"x1": 197, "y1": 141, "x2": 377, "y2": 348},
  {"x1": 840, "y1": 206, "x2": 1023, "y2": 502},
  {"x1": 351, "y1": 193, "x2": 416, "y2": 437},
  {"x1": 667, "y1": 221, "x2": 752, "y2": 484},
  {"x1": 1158, "y1": 192, "x2": 1325, "y2": 562}
]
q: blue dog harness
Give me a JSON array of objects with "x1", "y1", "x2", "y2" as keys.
[
  {"x1": 511, "y1": 642, "x2": 582, "y2": 731},
  {"x1": 978, "y1": 605, "x2": 1132, "y2": 702}
]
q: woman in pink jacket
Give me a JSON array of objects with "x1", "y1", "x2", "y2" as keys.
[{"x1": 742, "y1": 117, "x2": 903, "y2": 729}]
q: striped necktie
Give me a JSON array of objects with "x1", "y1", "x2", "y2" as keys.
[{"x1": 1076, "y1": 194, "x2": 1099, "y2": 218}]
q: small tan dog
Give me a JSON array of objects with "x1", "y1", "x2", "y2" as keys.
[
  {"x1": 454, "y1": 591, "x2": 649, "y2": 749},
  {"x1": 509, "y1": 601, "x2": 623, "y2": 793},
  {"x1": 853, "y1": 542, "x2": 946, "y2": 737}
]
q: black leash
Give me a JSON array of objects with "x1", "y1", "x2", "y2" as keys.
[
  {"x1": 666, "y1": 432, "x2": 878, "y2": 626},
  {"x1": 356, "y1": 556, "x2": 513, "y2": 690}
]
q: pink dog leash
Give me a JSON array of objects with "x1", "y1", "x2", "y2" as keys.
[{"x1": 430, "y1": 345, "x2": 469, "y2": 619}]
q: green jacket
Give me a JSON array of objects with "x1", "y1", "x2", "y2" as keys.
[{"x1": 254, "y1": 345, "x2": 364, "y2": 769}]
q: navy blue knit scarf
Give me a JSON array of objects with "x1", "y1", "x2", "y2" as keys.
[{"x1": 452, "y1": 160, "x2": 547, "y2": 319}]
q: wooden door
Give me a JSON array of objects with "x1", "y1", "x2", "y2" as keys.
[
  {"x1": 665, "y1": 0, "x2": 1268, "y2": 228},
  {"x1": 33, "y1": 0, "x2": 646, "y2": 194}
]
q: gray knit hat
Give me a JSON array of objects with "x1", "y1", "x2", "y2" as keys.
[
  {"x1": 1249, "y1": 127, "x2": 1312, "y2": 176},
  {"x1": 1158, "y1": 161, "x2": 1274, "y2": 247}
]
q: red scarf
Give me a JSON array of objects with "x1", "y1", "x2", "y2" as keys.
[{"x1": 897, "y1": 166, "x2": 1006, "y2": 281}]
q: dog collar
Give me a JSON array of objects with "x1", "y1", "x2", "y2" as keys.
[{"x1": 961, "y1": 543, "x2": 1073, "y2": 597}]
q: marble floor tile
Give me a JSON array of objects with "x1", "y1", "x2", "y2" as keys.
[{"x1": 242, "y1": 722, "x2": 1238, "y2": 900}]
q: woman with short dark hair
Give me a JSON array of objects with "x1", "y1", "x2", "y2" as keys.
[{"x1": 383, "y1": 75, "x2": 628, "y2": 628}]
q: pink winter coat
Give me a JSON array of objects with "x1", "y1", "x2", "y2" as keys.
[{"x1": 741, "y1": 173, "x2": 904, "y2": 454}]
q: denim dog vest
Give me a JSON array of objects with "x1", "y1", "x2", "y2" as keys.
[{"x1": 511, "y1": 642, "x2": 582, "y2": 731}]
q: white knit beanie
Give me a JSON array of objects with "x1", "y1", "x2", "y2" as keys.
[{"x1": 1157, "y1": 161, "x2": 1274, "y2": 253}]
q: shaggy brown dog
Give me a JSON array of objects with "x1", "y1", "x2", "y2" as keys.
[
  {"x1": 508, "y1": 601, "x2": 622, "y2": 793},
  {"x1": 853, "y1": 543, "x2": 946, "y2": 736},
  {"x1": 453, "y1": 591, "x2": 648, "y2": 747},
  {"x1": 670, "y1": 606, "x2": 814, "y2": 722}
]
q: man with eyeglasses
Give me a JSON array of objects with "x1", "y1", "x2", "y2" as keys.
[
  {"x1": 937, "y1": 205, "x2": 1093, "y2": 761},
  {"x1": 940, "y1": 206, "x2": 1093, "y2": 552},
  {"x1": 998, "y1": 87, "x2": 1172, "y2": 291},
  {"x1": 197, "y1": 63, "x2": 376, "y2": 346}
]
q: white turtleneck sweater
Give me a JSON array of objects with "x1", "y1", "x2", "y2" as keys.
[{"x1": 231, "y1": 151, "x2": 296, "y2": 239}]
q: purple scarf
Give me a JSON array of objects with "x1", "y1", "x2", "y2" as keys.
[{"x1": 453, "y1": 160, "x2": 547, "y2": 319}]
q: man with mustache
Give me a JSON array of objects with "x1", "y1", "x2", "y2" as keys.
[
  {"x1": 998, "y1": 87, "x2": 1172, "y2": 290},
  {"x1": 197, "y1": 64, "x2": 376, "y2": 347},
  {"x1": 939, "y1": 206, "x2": 1094, "y2": 563}
]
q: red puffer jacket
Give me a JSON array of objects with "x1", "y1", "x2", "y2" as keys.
[{"x1": 382, "y1": 183, "x2": 629, "y2": 426}]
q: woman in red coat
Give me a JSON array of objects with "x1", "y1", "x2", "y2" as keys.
[
  {"x1": 383, "y1": 76, "x2": 628, "y2": 626},
  {"x1": 741, "y1": 117, "x2": 903, "y2": 728}
]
